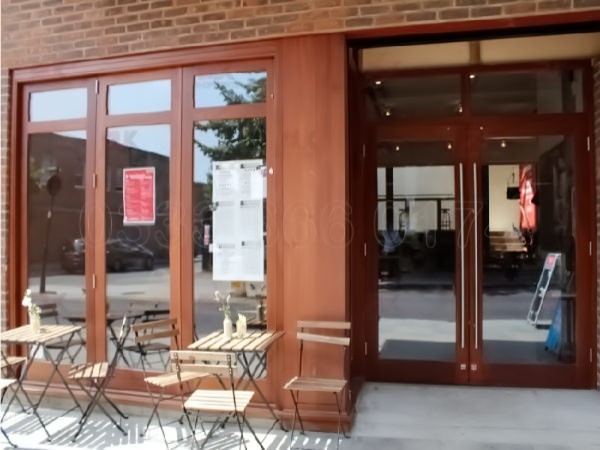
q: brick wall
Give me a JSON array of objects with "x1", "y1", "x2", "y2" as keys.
[
  {"x1": 2, "y1": 0, "x2": 600, "y2": 69},
  {"x1": 1, "y1": 0, "x2": 599, "y2": 359},
  {"x1": 595, "y1": 57, "x2": 600, "y2": 388}
]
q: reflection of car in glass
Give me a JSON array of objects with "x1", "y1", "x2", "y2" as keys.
[{"x1": 60, "y1": 238, "x2": 154, "y2": 273}]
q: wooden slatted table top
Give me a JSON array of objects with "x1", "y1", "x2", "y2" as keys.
[
  {"x1": 1, "y1": 324, "x2": 82, "y2": 345},
  {"x1": 188, "y1": 330, "x2": 284, "y2": 353}
]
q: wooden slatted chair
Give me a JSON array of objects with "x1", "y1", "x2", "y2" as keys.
[
  {"x1": 38, "y1": 303, "x2": 86, "y2": 363},
  {"x1": 130, "y1": 318, "x2": 207, "y2": 446},
  {"x1": 0, "y1": 355, "x2": 27, "y2": 418},
  {"x1": 123, "y1": 310, "x2": 171, "y2": 369},
  {"x1": 68, "y1": 315, "x2": 129, "y2": 441},
  {"x1": 283, "y1": 320, "x2": 351, "y2": 449},
  {"x1": 171, "y1": 350, "x2": 264, "y2": 450}
]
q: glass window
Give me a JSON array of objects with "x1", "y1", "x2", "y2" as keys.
[
  {"x1": 194, "y1": 72, "x2": 267, "y2": 108},
  {"x1": 108, "y1": 79, "x2": 171, "y2": 115},
  {"x1": 193, "y1": 118, "x2": 267, "y2": 341},
  {"x1": 27, "y1": 130, "x2": 88, "y2": 363},
  {"x1": 30, "y1": 88, "x2": 87, "y2": 121},
  {"x1": 471, "y1": 69, "x2": 583, "y2": 115},
  {"x1": 366, "y1": 75, "x2": 461, "y2": 119},
  {"x1": 105, "y1": 124, "x2": 171, "y2": 368},
  {"x1": 482, "y1": 135, "x2": 576, "y2": 364},
  {"x1": 376, "y1": 140, "x2": 456, "y2": 362}
]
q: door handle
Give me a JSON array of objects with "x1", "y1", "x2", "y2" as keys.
[
  {"x1": 473, "y1": 163, "x2": 479, "y2": 350},
  {"x1": 459, "y1": 163, "x2": 465, "y2": 349}
]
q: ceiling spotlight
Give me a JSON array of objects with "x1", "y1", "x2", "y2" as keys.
[
  {"x1": 500, "y1": 140, "x2": 507, "y2": 148},
  {"x1": 374, "y1": 80, "x2": 382, "y2": 86},
  {"x1": 395, "y1": 145, "x2": 400, "y2": 152},
  {"x1": 447, "y1": 142, "x2": 453, "y2": 150},
  {"x1": 469, "y1": 74, "x2": 476, "y2": 79},
  {"x1": 384, "y1": 108, "x2": 392, "y2": 117}
]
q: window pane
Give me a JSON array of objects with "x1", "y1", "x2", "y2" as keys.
[
  {"x1": 193, "y1": 118, "x2": 267, "y2": 343},
  {"x1": 27, "y1": 131, "x2": 87, "y2": 363},
  {"x1": 367, "y1": 75, "x2": 461, "y2": 119},
  {"x1": 471, "y1": 69, "x2": 583, "y2": 115},
  {"x1": 376, "y1": 140, "x2": 456, "y2": 362},
  {"x1": 30, "y1": 88, "x2": 87, "y2": 121},
  {"x1": 105, "y1": 124, "x2": 171, "y2": 369},
  {"x1": 108, "y1": 79, "x2": 171, "y2": 115},
  {"x1": 482, "y1": 135, "x2": 576, "y2": 364},
  {"x1": 194, "y1": 72, "x2": 267, "y2": 108}
]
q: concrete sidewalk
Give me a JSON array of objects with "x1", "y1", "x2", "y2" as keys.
[{"x1": 2, "y1": 383, "x2": 600, "y2": 449}]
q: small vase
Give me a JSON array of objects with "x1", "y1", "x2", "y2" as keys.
[
  {"x1": 223, "y1": 316, "x2": 233, "y2": 339},
  {"x1": 30, "y1": 313, "x2": 41, "y2": 333}
]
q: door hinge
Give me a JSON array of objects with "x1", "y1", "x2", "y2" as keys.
[
  {"x1": 95, "y1": 79, "x2": 99, "y2": 95},
  {"x1": 589, "y1": 241, "x2": 592, "y2": 256},
  {"x1": 269, "y1": 92, "x2": 274, "y2": 100},
  {"x1": 470, "y1": 363, "x2": 477, "y2": 371},
  {"x1": 587, "y1": 136, "x2": 591, "y2": 152},
  {"x1": 362, "y1": 144, "x2": 366, "y2": 158},
  {"x1": 460, "y1": 363, "x2": 467, "y2": 371},
  {"x1": 92, "y1": 172, "x2": 97, "y2": 188},
  {"x1": 92, "y1": 273, "x2": 96, "y2": 289},
  {"x1": 364, "y1": 342, "x2": 367, "y2": 356},
  {"x1": 363, "y1": 242, "x2": 367, "y2": 257},
  {"x1": 590, "y1": 348, "x2": 593, "y2": 363}
]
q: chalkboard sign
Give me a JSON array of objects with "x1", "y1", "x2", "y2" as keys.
[{"x1": 527, "y1": 253, "x2": 560, "y2": 326}]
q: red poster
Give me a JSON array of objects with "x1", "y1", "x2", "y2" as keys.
[{"x1": 123, "y1": 167, "x2": 155, "y2": 225}]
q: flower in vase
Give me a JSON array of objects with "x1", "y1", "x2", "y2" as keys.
[{"x1": 214, "y1": 290, "x2": 232, "y2": 319}]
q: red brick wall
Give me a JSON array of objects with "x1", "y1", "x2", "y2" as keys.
[
  {"x1": 1, "y1": 0, "x2": 599, "y2": 352},
  {"x1": 2, "y1": 0, "x2": 599, "y2": 69}
]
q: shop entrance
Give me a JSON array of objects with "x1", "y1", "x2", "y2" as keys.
[{"x1": 358, "y1": 65, "x2": 595, "y2": 387}]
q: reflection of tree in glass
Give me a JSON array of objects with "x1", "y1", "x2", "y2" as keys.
[{"x1": 194, "y1": 77, "x2": 266, "y2": 162}]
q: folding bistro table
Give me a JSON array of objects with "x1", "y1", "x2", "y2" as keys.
[
  {"x1": 188, "y1": 330, "x2": 285, "y2": 431},
  {"x1": 1, "y1": 324, "x2": 85, "y2": 438}
]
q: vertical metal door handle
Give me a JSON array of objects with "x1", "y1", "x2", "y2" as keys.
[
  {"x1": 459, "y1": 163, "x2": 465, "y2": 349},
  {"x1": 473, "y1": 163, "x2": 478, "y2": 350}
]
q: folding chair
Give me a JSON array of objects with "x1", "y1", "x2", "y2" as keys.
[
  {"x1": 68, "y1": 315, "x2": 129, "y2": 441},
  {"x1": 38, "y1": 303, "x2": 86, "y2": 363},
  {"x1": 171, "y1": 350, "x2": 264, "y2": 450},
  {"x1": 0, "y1": 378, "x2": 18, "y2": 448},
  {"x1": 0, "y1": 352, "x2": 52, "y2": 441},
  {"x1": 123, "y1": 310, "x2": 171, "y2": 369},
  {"x1": 131, "y1": 318, "x2": 207, "y2": 446},
  {"x1": 0, "y1": 355, "x2": 27, "y2": 417},
  {"x1": 283, "y1": 320, "x2": 351, "y2": 449}
]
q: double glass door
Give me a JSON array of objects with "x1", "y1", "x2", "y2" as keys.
[{"x1": 368, "y1": 122, "x2": 592, "y2": 387}]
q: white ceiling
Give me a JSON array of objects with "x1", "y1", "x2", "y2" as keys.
[{"x1": 361, "y1": 32, "x2": 600, "y2": 71}]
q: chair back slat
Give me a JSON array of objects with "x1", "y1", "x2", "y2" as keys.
[
  {"x1": 171, "y1": 350, "x2": 235, "y2": 377},
  {"x1": 297, "y1": 332, "x2": 350, "y2": 347},
  {"x1": 132, "y1": 318, "x2": 178, "y2": 344},
  {"x1": 297, "y1": 321, "x2": 351, "y2": 330}
]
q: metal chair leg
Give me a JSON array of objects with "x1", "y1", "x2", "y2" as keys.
[{"x1": 1, "y1": 426, "x2": 16, "y2": 448}]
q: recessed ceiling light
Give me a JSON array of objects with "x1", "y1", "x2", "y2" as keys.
[
  {"x1": 395, "y1": 145, "x2": 400, "y2": 152},
  {"x1": 500, "y1": 140, "x2": 507, "y2": 148},
  {"x1": 374, "y1": 80, "x2": 382, "y2": 86},
  {"x1": 469, "y1": 74, "x2": 476, "y2": 79},
  {"x1": 384, "y1": 109, "x2": 392, "y2": 117}
]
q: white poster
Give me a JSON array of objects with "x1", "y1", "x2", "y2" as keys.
[{"x1": 212, "y1": 159, "x2": 265, "y2": 281}]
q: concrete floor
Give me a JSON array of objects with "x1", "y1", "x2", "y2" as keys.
[{"x1": 2, "y1": 383, "x2": 600, "y2": 449}]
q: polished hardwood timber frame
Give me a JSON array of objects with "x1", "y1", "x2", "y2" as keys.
[
  {"x1": 9, "y1": 35, "x2": 350, "y2": 428},
  {"x1": 6, "y1": 15, "x2": 599, "y2": 428},
  {"x1": 352, "y1": 60, "x2": 596, "y2": 388}
]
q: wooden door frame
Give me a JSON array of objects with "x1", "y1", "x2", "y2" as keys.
[
  {"x1": 353, "y1": 61, "x2": 596, "y2": 388},
  {"x1": 467, "y1": 119, "x2": 595, "y2": 388}
]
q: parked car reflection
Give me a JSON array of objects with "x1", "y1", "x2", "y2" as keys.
[{"x1": 60, "y1": 238, "x2": 154, "y2": 273}]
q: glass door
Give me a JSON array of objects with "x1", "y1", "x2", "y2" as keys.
[
  {"x1": 367, "y1": 123, "x2": 592, "y2": 387},
  {"x1": 471, "y1": 125, "x2": 592, "y2": 387},
  {"x1": 367, "y1": 125, "x2": 469, "y2": 384}
]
